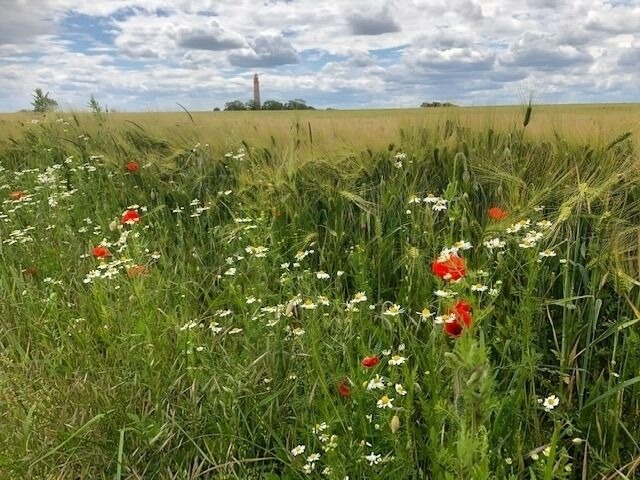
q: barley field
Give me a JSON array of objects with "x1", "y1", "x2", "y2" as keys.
[
  {"x1": 1, "y1": 104, "x2": 639, "y2": 153},
  {"x1": 1, "y1": 106, "x2": 640, "y2": 479}
]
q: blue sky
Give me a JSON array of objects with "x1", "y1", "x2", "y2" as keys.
[{"x1": 0, "y1": 0, "x2": 639, "y2": 111}]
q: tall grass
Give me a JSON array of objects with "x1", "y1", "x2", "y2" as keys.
[{"x1": 0, "y1": 112, "x2": 639, "y2": 479}]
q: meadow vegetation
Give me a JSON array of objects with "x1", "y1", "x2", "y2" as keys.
[{"x1": 1, "y1": 106, "x2": 639, "y2": 479}]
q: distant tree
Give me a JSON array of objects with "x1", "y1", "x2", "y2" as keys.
[
  {"x1": 420, "y1": 101, "x2": 456, "y2": 108},
  {"x1": 213, "y1": 107, "x2": 221, "y2": 111},
  {"x1": 261, "y1": 100, "x2": 284, "y2": 110},
  {"x1": 222, "y1": 98, "x2": 314, "y2": 111},
  {"x1": 245, "y1": 99, "x2": 261, "y2": 110},
  {"x1": 224, "y1": 100, "x2": 247, "y2": 111},
  {"x1": 31, "y1": 88, "x2": 58, "y2": 113},
  {"x1": 285, "y1": 99, "x2": 314, "y2": 110}
]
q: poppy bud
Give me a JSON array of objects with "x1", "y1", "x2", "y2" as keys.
[
  {"x1": 338, "y1": 380, "x2": 351, "y2": 397},
  {"x1": 390, "y1": 415, "x2": 400, "y2": 433}
]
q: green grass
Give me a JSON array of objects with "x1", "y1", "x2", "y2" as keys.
[{"x1": 0, "y1": 110, "x2": 639, "y2": 479}]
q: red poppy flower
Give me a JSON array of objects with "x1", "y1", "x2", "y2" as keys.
[
  {"x1": 121, "y1": 209, "x2": 140, "y2": 225},
  {"x1": 127, "y1": 264, "x2": 149, "y2": 278},
  {"x1": 361, "y1": 355, "x2": 380, "y2": 368},
  {"x1": 487, "y1": 206, "x2": 508, "y2": 220},
  {"x1": 444, "y1": 300, "x2": 473, "y2": 338},
  {"x1": 9, "y1": 191, "x2": 25, "y2": 200},
  {"x1": 125, "y1": 161, "x2": 139, "y2": 173},
  {"x1": 432, "y1": 253, "x2": 467, "y2": 281},
  {"x1": 92, "y1": 246, "x2": 111, "y2": 259},
  {"x1": 338, "y1": 380, "x2": 351, "y2": 397}
]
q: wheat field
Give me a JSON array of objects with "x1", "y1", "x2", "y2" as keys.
[
  {"x1": 1, "y1": 105, "x2": 639, "y2": 479},
  {"x1": 1, "y1": 104, "x2": 638, "y2": 153}
]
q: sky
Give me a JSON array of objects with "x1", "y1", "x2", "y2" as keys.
[{"x1": 0, "y1": 0, "x2": 639, "y2": 111}]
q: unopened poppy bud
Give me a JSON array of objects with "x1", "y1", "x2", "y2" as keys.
[{"x1": 390, "y1": 415, "x2": 400, "y2": 434}]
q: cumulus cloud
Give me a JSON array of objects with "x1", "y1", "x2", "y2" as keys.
[
  {"x1": 618, "y1": 44, "x2": 640, "y2": 66},
  {"x1": 525, "y1": 0, "x2": 557, "y2": 8},
  {"x1": 112, "y1": 13, "x2": 244, "y2": 59},
  {"x1": 348, "y1": 6, "x2": 401, "y2": 35},
  {"x1": 401, "y1": 29, "x2": 496, "y2": 77},
  {"x1": 228, "y1": 35, "x2": 299, "y2": 68},
  {"x1": 451, "y1": 0, "x2": 483, "y2": 20},
  {"x1": 585, "y1": 5, "x2": 640, "y2": 34},
  {"x1": 176, "y1": 20, "x2": 245, "y2": 51},
  {"x1": 318, "y1": 52, "x2": 387, "y2": 91},
  {"x1": 500, "y1": 32, "x2": 594, "y2": 70},
  {"x1": 113, "y1": 13, "x2": 177, "y2": 58},
  {"x1": 419, "y1": 0, "x2": 483, "y2": 21},
  {"x1": 413, "y1": 47, "x2": 496, "y2": 72},
  {"x1": 0, "y1": 0, "x2": 55, "y2": 44},
  {"x1": 0, "y1": 0, "x2": 639, "y2": 111}
]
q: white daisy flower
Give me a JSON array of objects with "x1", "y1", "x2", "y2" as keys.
[
  {"x1": 365, "y1": 452, "x2": 382, "y2": 466},
  {"x1": 383, "y1": 304, "x2": 404, "y2": 317},
  {"x1": 291, "y1": 445, "x2": 306, "y2": 456},
  {"x1": 434, "y1": 290, "x2": 457, "y2": 298},
  {"x1": 388, "y1": 355, "x2": 406, "y2": 366},
  {"x1": 377, "y1": 395, "x2": 394, "y2": 409},
  {"x1": 395, "y1": 383, "x2": 407, "y2": 396},
  {"x1": 367, "y1": 375, "x2": 386, "y2": 391},
  {"x1": 539, "y1": 394, "x2": 560, "y2": 412},
  {"x1": 306, "y1": 453, "x2": 321, "y2": 463},
  {"x1": 471, "y1": 284, "x2": 489, "y2": 292}
]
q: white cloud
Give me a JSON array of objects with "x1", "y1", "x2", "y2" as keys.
[
  {"x1": 112, "y1": 13, "x2": 242, "y2": 59},
  {"x1": 348, "y1": 5, "x2": 401, "y2": 35},
  {"x1": 0, "y1": 0, "x2": 638, "y2": 110},
  {"x1": 500, "y1": 32, "x2": 594, "y2": 70},
  {"x1": 228, "y1": 35, "x2": 299, "y2": 68},
  {"x1": 176, "y1": 21, "x2": 245, "y2": 51},
  {"x1": 617, "y1": 41, "x2": 640, "y2": 65},
  {"x1": 585, "y1": 5, "x2": 640, "y2": 34},
  {"x1": 0, "y1": 0, "x2": 56, "y2": 44}
]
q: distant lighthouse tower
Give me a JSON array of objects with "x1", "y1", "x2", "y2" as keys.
[{"x1": 253, "y1": 74, "x2": 261, "y2": 109}]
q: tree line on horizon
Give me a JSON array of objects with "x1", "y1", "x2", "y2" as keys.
[
  {"x1": 23, "y1": 88, "x2": 456, "y2": 113},
  {"x1": 23, "y1": 89, "x2": 317, "y2": 113},
  {"x1": 220, "y1": 98, "x2": 315, "y2": 111}
]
